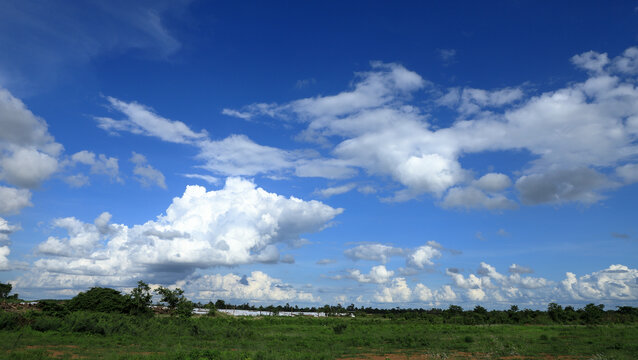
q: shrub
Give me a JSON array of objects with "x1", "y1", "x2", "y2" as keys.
[{"x1": 68, "y1": 287, "x2": 129, "y2": 314}]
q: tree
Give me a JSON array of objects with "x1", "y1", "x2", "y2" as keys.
[
  {"x1": 547, "y1": 303, "x2": 564, "y2": 323},
  {"x1": 0, "y1": 282, "x2": 16, "y2": 300},
  {"x1": 582, "y1": 303, "x2": 605, "y2": 324},
  {"x1": 127, "y1": 281, "x2": 153, "y2": 316},
  {"x1": 68, "y1": 287, "x2": 129, "y2": 313},
  {"x1": 155, "y1": 286, "x2": 193, "y2": 317}
]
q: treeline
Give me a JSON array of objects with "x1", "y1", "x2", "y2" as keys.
[
  {"x1": 2, "y1": 281, "x2": 638, "y2": 325},
  {"x1": 210, "y1": 300, "x2": 638, "y2": 325}
]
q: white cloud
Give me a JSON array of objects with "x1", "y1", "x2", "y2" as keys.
[
  {"x1": 406, "y1": 244, "x2": 442, "y2": 269},
  {"x1": 197, "y1": 135, "x2": 300, "y2": 176},
  {"x1": 616, "y1": 163, "x2": 638, "y2": 184},
  {"x1": 315, "y1": 183, "x2": 356, "y2": 197},
  {"x1": 0, "y1": 245, "x2": 10, "y2": 271},
  {"x1": 222, "y1": 48, "x2": 638, "y2": 205},
  {"x1": 130, "y1": 152, "x2": 166, "y2": 189},
  {"x1": 70, "y1": 150, "x2": 121, "y2": 183},
  {"x1": 509, "y1": 264, "x2": 533, "y2": 274},
  {"x1": 347, "y1": 265, "x2": 394, "y2": 284},
  {"x1": 561, "y1": 264, "x2": 638, "y2": 301},
  {"x1": 474, "y1": 173, "x2": 512, "y2": 192},
  {"x1": 18, "y1": 178, "x2": 342, "y2": 290},
  {"x1": 0, "y1": 186, "x2": 32, "y2": 215},
  {"x1": 344, "y1": 243, "x2": 404, "y2": 263},
  {"x1": 437, "y1": 87, "x2": 524, "y2": 115},
  {"x1": 182, "y1": 174, "x2": 220, "y2": 185},
  {"x1": 0, "y1": 88, "x2": 62, "y2": 190},
  {"x1": 374, "y1": 277, "x2": 412, "y2": 302},
  {"x1": 97, "y1": 97, "x2": 208, "y2": 144},
  {"x1": 0, "y1": 217, "x2": 19, "y2": 244},
  {"x1": 176, "y1": 271, "x2": 317, "y2": 303},
  {"x1": 612, "y1": 47, "x2": 638, "y2": 74},
  {"x1": 571, "y1": 50, "x2": 609, "y2": 74}
]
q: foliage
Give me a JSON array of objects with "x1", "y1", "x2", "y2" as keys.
[
  {"x1": 0, "y1": 282, "x2": 18, "y2": 300},
  {"x1": 127, "y1": 281, "x2": 153, "y2": 316},
  {"x1": 155, "y1": 286, "x2": 193, "y2": 317},
  {"x1": 67, "y1": 287, "x2": 129, "y2": 314}
]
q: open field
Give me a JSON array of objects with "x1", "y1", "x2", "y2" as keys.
[{"x1": 1, "y1": 314, "x2": 637, "y2": 359}]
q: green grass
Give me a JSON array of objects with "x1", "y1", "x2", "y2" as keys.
[{"x1": 1, "y1": 313, "x2": 637, "y2": 359}]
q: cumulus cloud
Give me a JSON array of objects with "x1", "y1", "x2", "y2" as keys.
[
  {"x1": 130, "y1": 152, "x2": 166, "y2": 189},
  {"x1": 17, "y1": 178, "x2": 342, "y2": 291},
  {"x1": 344, "y1": 243, "x2": 404, "y2": 263},
  {"x1": 374, "y1": 277, "x2": 412, "y2": 302},
  {"x1": 347, "y1": 265, "x2": 394, "y2": 284},
  {"x1": 220, "y1": 47, "x2": 638, "y2": 205},
  {"x1": 0, "y1": 186, "x2": 32, "y2": 215},
  {"x1": 176, "y1": 271, "x2": 316, "y2": 302},
  {"x1": 561, "y1": 264, "x2": 638, "y2": 301},
  {"x1": 1, "y1": 88, "x2": 62, "y2": 190},
  {"x1": 406, "y1": 244, "x2": 442, "y2": 269},
  {"x1": 0, "y1": 217, "x2": 20, "y2": 244}
]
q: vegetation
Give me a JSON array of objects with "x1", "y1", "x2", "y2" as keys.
[{"x1": 1, "y1": 282, "x2": 638, "y2": 359}]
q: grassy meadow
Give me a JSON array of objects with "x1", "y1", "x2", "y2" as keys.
[{"x1": 1, "y1": 312, "x2": 637, "y2": 359}]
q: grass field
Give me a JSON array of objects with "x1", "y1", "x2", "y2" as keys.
[{"x1": 1, "y1": 313, "x2": 637, "y2": 359}]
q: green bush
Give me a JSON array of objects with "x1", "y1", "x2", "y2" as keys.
[
  {"x1": 31, "y1": 316, "x2": 63, "y2": 332},
  {"x1": 67, "y1": 287, "x2": 129, "y2": 314}
]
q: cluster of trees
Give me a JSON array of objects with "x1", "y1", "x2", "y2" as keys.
[
  {"x1": 2, "y1": 281, "x2": 638, "y2": 325},
  {"x1": 34, "y1": 281, "x2": 196, "y2": 318}
]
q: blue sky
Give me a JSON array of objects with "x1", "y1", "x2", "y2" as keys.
[{"x1": 1, "y1": 0, "x2": 638, "y2": 309}]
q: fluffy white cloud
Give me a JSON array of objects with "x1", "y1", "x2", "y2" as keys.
[
  {"x1": 347, "y1": 265, "x2": 394, "y2": 284},
  {"x1": 406, "y1": 244, "x2": 442, "y2": 269},
  {"x1": 1, "y1": 88, "x2": 62, "y2": 190},
  {"x1": 374, "y1": 277, "x2": 412, "y2": 302},
  {"x1": 571, "y1": 50, "x2": 609, "y2": 74},
  {"x1": 0, "y1": 186, "x2": 32, "y2": 215},
  {"x1": 344, "y1": 243, "x2": 404, "y2": 263},
  {"x1": 18, "y1": 178, "x2": 342, "y2": 290},
  {"x1": 130, "y1": 152, "x2": 166, "y2": 189},
  {"x1": 561, "y1": 264, "x2": 638, "y2": 301},
  {"x1": 176, "y1": 271, "x2": 316, "y2": 302},
  {"x1": 220, "y1": 48, "x2": 638, "y2": 205}
]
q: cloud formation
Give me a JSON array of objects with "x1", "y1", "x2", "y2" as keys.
[
  {"x1": 17, "y1": 178, "x2": 342, "y2": 292},
  {"x1": 130, "y1": 152, "x2": 166, "y2": 189}
]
